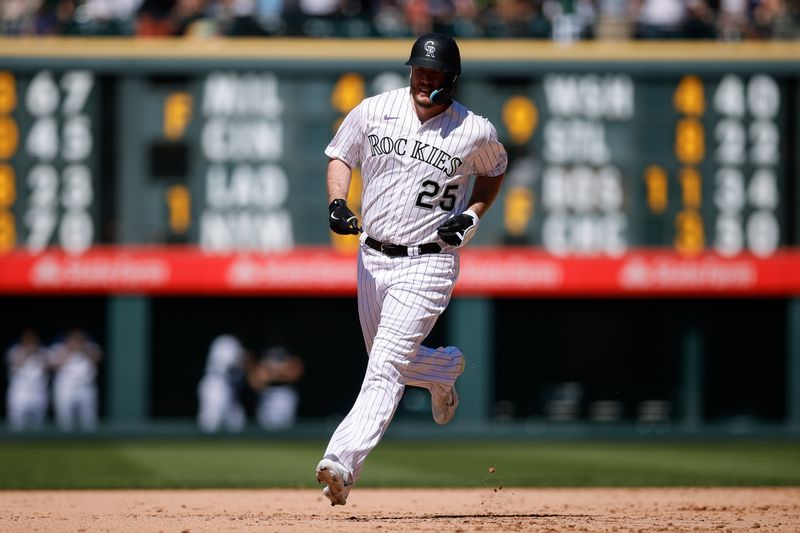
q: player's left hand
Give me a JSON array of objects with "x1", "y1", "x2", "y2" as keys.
[{"x1": 437, "y1": 210, "x2": 479, "y2": 247}]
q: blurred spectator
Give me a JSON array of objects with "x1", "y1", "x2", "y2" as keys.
[
  {"x1": 451, "y1": 0, "x2": 481, "y2": 36},
  {"x1": 282, "y1": 0, "x2": 372, "y2": 36},
  {"x1": 283, "y1": 0, "x2": 339, "y2": 35},
  {"x1": 1, "y1": 0, "x2": 35, "y2": 35},
  {"x1": 716, "y1": 0, "x2": 747, "y2": 38},
  {"x1": 751, "y1": 0, "x2": 800, "y2": 38},
  {"x1": 484, "y1": 0, "x2": 551, "y2": 38},
  {"x1": 49, "y1": 329, "x2": 102, "y2": 431},
  {"x1": 85, "y1": 0, "x2": 143, "y2": 22},
  {"x1": 594, "y1": 0, "x2": 631, "y2": 38},
  {"x1": 630, "y1": 0, "x2": 687, "y2": 37},
  {"x1": 404, "y1": 0, "x2": 431, "y2": 34},
  {"x1": 33, "y1": 0, "x2": 81, "y2": 35},
  {"x1": 683, "y1": 0, "x2": 717, "y2": 38},
  {"x1": 197, "y1": 333, "x2": 248, "y2": 433},
  {"x1": 213, "y1": 0, "x2": 271, "y2": 35},
  {"x1": 72, "y1": 0, "x2": 141, "y2": 35},
  {"x1": 548, "y1": 0, "x2": 598, "y2": 41},
  {"x1": 336, "y1": 0, "x2": 374, "y2": 36},
  {"x1": 135, "y1": 0, "x2": 177, "y2": 35},
  {"x1": 630, "y1": 0, "x2": 721, "y2": 38},
  {"x1": 248, "y1": 346, "x2": 304, "y2": 430},
  {"x1": 372, "y1": 0, "x2": 409, "y2": 36},
  {"x1": 5, "y1": 329, "x2": 51, "y2": 432},
  {"x1": 171, "y1": 0, "x2": 211, "y2": 35},
  {"x1": 255, "y1": 0, "x2": 288, "y2": 33},
  {"x1": 403, "y1": 0, "x2": 471, "y2": 35}
]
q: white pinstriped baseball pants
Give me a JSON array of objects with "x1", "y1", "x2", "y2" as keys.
[{"x1": 323, "y1": 244, "x2": 465, "y2": 483}]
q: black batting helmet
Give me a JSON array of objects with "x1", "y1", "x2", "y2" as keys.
[
  {"x1": 405, "y1": 33, "x2": 461, "y2": 104},
  {"x1": 404, "y1": 33, "x2": 461, "y2": 75}
]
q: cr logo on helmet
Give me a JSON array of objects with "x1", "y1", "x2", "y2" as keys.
[{"x1": 424, "y1": 41, "x2": 436, "y2": 58}]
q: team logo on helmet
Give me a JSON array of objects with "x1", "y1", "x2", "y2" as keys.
[{"x1": 424, "y1": 41, "x2": 436, "y2": 58}]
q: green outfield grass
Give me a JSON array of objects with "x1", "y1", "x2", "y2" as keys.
[{"x1": 0, "y1": 440, "x2": 798, "y2": 489}]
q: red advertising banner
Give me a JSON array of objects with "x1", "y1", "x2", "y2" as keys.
[{"x1": 0, "y1": 246, "x2": 798, "y2": 297}]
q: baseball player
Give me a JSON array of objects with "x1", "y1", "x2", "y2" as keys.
[
  {"x1": 50, "y1": 329, "x2": 102, "y2": 431},
  {"x1": 5, "y1": 329, "x2": 51, "y2": 431},
  {"x1": 250, "y1": 346, "x2": 304, "y2": 430},
  {"x1": 197, "y1": 333, "x2": 247, "y2": 433},
  {"x1": 315, "y1": 32, "x2": 507, "y2": 506}
]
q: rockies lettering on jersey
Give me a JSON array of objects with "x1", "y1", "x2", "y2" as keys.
[
  {"x1": 326, "y1": 86, "x2": 507, "y2": 245},
  {"x1": 367, "y1": 135, "x2": 463, "y2": 177}
]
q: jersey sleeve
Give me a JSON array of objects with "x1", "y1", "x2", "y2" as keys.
[
  {"x1": 324, "y1": 101, "x2": 365, "y2": 167},
  {"x1": 471, "y1": 121, "x2": 508, "y2": 178}
]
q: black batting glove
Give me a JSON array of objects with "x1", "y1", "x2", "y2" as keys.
[
  {"x1": 436, "y1": 210, "x2": 479, "y2": 247},
  {"x1": 328, "y1": 198, "x2": 360, "y2": 235}
]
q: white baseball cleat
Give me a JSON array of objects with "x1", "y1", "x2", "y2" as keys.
[
  {"x1": 316, "y1": 458, "x2": 352, "y2": 506},
  {"x1": 432, "y1": 347, "x2": 464, "y2": 425}
]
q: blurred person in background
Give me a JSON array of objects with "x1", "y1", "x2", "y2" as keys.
[
  {"x1": 548, "y1": 0, "x2": 598, "y2": 41},
  {"x1": 371, "y1": 0, "x2": 410, "y2": 37},
  {"x1": 32, "y1": 0, "x2": 81, "y2": 35},
  {"x1": 449, "y1": 0, "x2": 480, "y2": 36},
  {"x1": 254, "y1": 0, "x2": 288, "y2": 33},
  {"x1": 197, "y1": 333, "x2": 248, "y2": 433},
  {"x1": 248, "y1": 346, "x2": 304, "y2": 430},
  {"x1": 1, "y1": 0, "x2": 37, "y2": 35},
  {"x1": 284, "y1": 0, "x2": 375, "y2": 36},
  {"x1": 750, "y1": 0, "x2": 800, "y2": 38},
  {"x1": 683, "y1": 0, "x2": 717, "y2": 38},
  {"x1": 49, "y1": 328, "x2": 102, "y2": 431},
  {"x1": 135, "y1": 0, "x2": 177, "y2": 35},
  {"x1": 630, "y1": 0, "x2": 687, "y2": 37},
  {"x1": 716, "y1": 0, "x2": 748, "y2": 38},
  {"x1": 403, "y1": 0, "x2": 433, "y2": 34},
  {"x1": 630, "y1": 0, "x2": 718, "y2": 38},
  {"x1": 172, "y1": 0, "x2": 216, "y2": 35},
  {"x1": 593, "y1": 0, "x2": 631, "y2": 38},
  {"x1": 283, "y1": 0, "x2": 339, "y2": 35},
  {"x1": 483, "y1": 0, "x2": 552, "y2": 38},
  {"x1": 340, "y1": 0, "x2": 377, "y2": 36},
  {"x1": 213, "y1": 0, "x2": 272, "y2": 35},
  {"x1": 70, "y1": 0, "x2": 142, "y2": 34},
  {"x1": 5, "y1": 329, "x2": 51, "y2": 432},
  {"x1": 402, "y1": 0, "x2": 482, "y2": 36}
]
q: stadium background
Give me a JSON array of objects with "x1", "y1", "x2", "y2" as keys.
[{"x1": 0, "y1": 36, "x2": 798, "y2": 442}]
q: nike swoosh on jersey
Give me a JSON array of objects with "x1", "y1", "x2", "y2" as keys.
[{"x1": 383, "y1": 115, "x2": 399, "y2": 120}]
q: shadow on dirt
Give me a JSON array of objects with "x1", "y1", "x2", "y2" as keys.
[{"x1": 345, "y1": 513, "x2": 594, "y2": 521}]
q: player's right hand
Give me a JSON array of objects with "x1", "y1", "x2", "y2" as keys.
[{"x1": 328, "y1": 198, "x2": 360, "y2": 235}]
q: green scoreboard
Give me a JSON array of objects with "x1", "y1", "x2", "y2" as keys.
[{"x1": 0, "y1": 39, "x2": 798, "y2": 296}]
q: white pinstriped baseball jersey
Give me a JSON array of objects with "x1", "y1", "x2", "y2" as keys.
[{"x1": 325, "y1": 87, "x2": 508, "y2": 245}]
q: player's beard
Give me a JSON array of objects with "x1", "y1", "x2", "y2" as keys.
[{"x1": 410, "y1": 86, "x2": 435, "y2": 109}]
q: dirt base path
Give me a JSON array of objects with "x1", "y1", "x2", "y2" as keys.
[{"x1": 2, "y1": 488, "x2": 798, "y2": 532}]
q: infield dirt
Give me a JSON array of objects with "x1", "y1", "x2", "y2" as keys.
[{"x1": 2, "y1": 487, "x2": 798, "y2": 532}]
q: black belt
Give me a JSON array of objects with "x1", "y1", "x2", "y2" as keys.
[{"x1": 364, "y1": 236, "x2": 442, "y2": 257}]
